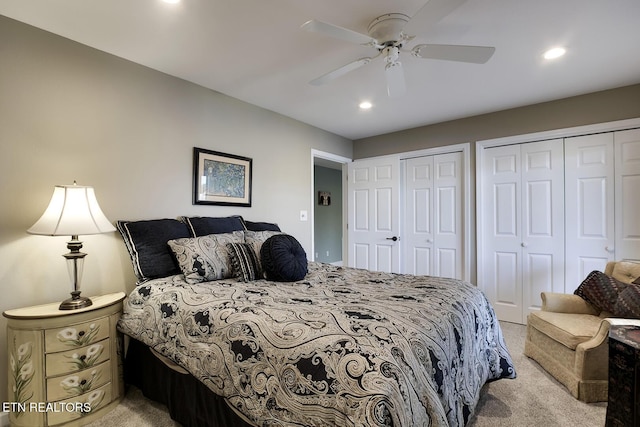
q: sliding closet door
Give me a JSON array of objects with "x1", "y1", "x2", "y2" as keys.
[
  {"x1": 403, "y1": 152, "x2": 463, "y2": 278},
  {"x1": 564, "y1": 133, "x2": 615, "y2": 289},
  {"x1": 615, "y1": 128, "x2": 640, "y2": 262}
]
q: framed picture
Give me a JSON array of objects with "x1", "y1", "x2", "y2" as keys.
[
  {"x1": 318, "y1": 191, "x2": 331, "y2": 206},
  {"x1": 193, "y1": 147, "x2": 252, "y2": 206}
]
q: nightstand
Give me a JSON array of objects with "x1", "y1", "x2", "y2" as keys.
[
  {"x1": 3, "y1": 292, "x2": 125, "y2": 427},
  {"x1": 606, "y1": 324, "x2": 640, "y2": 427}
]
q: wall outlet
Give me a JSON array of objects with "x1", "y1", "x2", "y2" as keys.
[{"x1": 326, "y1": 251, "x2": 330, "y2": 257}]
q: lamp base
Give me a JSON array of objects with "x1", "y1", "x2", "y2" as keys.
[{"x1": 59, "y1": 291, "x2": 93, "y2": 310}]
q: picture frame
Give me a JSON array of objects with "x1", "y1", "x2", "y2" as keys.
[{"x1": 193, "y1": 147, "x2": 252, "y2": 206}]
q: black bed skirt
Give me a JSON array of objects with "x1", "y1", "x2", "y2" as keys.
[{"x1": 124, "y1": 338, "x2": 253, "y2": 427}]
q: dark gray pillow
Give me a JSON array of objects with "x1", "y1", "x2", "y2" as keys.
[
  {"x1": 116, "y1": 219, "x2": 191, "y2": 282},
  {"x1": 243, "y1": 220, "x2": 281, "y2": 232},
  {"x1": 260, "y1": 234, "x2": 307, "y2": 282},
  {"x1": 181, "y1": 216, "x2": 245, "y2": 237}
]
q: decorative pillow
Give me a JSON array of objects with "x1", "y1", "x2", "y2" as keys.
[
  {"x1": 613, "y1": 284, "x2": 640, "y2": 318},
  {"x1": 227, "y1": 242, "x2": 262, "y2": 282},
  {"x1": 574, "y1": 270, "x2": 628, "y2": 313},
  {"x1": 181, "y1": 216, "x2": 245, "y2": 237},
  {"x1": 243, "y1": 220, "x2": 281, "y2": 232},
  {"x1": 116, "y1": 219, "x2": 191, "y2": 282},
  {"x1": 245, "y1": 230, "x2": 282, "y2": 259},
  {"x1": 167, "y1": 231, "x2": 244, "y2": 283},
  {"x1": 260, "y1": 234, "x2": 308, "y2": 282}
]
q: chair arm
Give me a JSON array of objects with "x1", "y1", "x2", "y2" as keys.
[
  {"x1": 578, "y1": 318, "x2": 640, "y2": 351},
  {"x1": 541, "y1": 292, "x2": 599, "y2": 314}
]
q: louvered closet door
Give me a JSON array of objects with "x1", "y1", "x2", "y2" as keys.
[
  {"x1": 347, "y1": 156, "x2": 401, "y2": 273},
  {"x1": 404, "y1": 152, "x2": 463, "y2": 278},
  {"x1": 481, "y1": 140, "x2": 564, "y2": 323},
  {"x1": 565, "y1": 133, "x2": 615, "y2": 289},
  {"x1": 615, "y1": 128, "x2": 640, "y2": 262}
]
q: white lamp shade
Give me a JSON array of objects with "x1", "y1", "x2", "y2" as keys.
[{"x1": 27, "y1": 184, "x2": 116, "y2": 236}]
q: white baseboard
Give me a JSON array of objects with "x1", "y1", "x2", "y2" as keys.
[
  {"x1": 330, "y1": 261, "x2": 343, "y2": 266},
  {"x1": 0, "y1": 412, "x2": 9, "y2": 427}
]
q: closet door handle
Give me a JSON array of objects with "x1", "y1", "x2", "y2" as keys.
[
  {"x1": 521, "y1": 242, "x2": 528, "y2": 248},
  {"x1": 386, "y1": 236, "x2": 399, "y2": 242},
  {"x1": 605, "y1": 246, "x2": 615, "y2": 253}
]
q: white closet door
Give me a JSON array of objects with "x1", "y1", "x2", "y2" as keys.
[
  {"x1": 520, "y1": 140, "x2": 565, "y2": 318},
  {"x1": 564, "y1": 133, "x2": 615, "y2": 289},
  {"x1": 404, "y1": 152, "x2": 463, "y2": 278},
  {"x1": 433, "y1": 152, "x2": 463, "y2": 278},
  {"x1": 480, "y1": 144, "x2": 523, "y2": 323},
  {"x1": 615, "y1": 128, "x2": 640, "y2": 262},
  {"x1": 480, "y1": 140, "x2": 564, "y2": 323},
  {"x1": 347, "y1": 156, "x2": 401, "y2": 273},
  {"x1": 404, "y1": 156, "x2": 434, "y2": 275}
]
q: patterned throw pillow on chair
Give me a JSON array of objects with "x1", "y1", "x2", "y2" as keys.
[
  {"x1": 614, "y1": 284, "x2": 640, "y2": 318},
  {"x1": 574, "y1": 270, "x2": 628, "y2": 313}
]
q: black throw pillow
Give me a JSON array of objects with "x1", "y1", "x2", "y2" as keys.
[{"x1": 260, "y1": 234, "x2": 308, "y2": 282}]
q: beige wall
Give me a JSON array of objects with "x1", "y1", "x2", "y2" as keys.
[
  {"x1": 353, "y1": 83, "x2": 640, "y2": 158},
  {"x1": 0, "y1": 15, "x2": 351, "y2": 406}
]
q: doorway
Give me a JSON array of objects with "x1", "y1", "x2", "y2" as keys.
[{"x1": 311, "y1": 150, "x2": 351, "y2": 265}]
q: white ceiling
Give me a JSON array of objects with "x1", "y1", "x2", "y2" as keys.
[{"x1": 2, "y1": 0, "x2": 639, "y2": 140}]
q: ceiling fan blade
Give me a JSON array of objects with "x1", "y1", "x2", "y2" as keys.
[
  {"x1": 403, "y1": 0, "x2": 467, "y2": 34},
  {"x1": 385, "y1": 61, "x2": 406, "y2": 97},
  {"x1": 412, "y1": 44, "x2": 495, "y2": 64},
  {"x1": 301, "y1": 20, "x2": 377, "y2": 46},
  {"x1": 310, "y1": 57, "x2": 373, "y2": 86}
]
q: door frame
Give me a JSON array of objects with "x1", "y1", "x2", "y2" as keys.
[{"x1": 311, "y1": 149, "x2": 351, "y2": 263}]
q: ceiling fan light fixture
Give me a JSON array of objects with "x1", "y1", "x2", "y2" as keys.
[{"x1": 543, "y1": 47, "x2": 566, "y2": 60}]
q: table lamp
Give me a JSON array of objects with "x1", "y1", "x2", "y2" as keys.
[{"x1": 27, "y1": 182, "x2": 115, "y2": 310}]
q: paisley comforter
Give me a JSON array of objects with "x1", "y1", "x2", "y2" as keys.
[{"x1": 118, "y1": 262, "x2": 515, "y2": 426}]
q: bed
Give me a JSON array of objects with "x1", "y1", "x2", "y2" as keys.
[{"x1": 116, "y1": 216, "x2": 516, "y2": 427}]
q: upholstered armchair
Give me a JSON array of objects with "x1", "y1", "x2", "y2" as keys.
[{"x1": 524, "y1": 261, "x2": 640, "y2": 402}]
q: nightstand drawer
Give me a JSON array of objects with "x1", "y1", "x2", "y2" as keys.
[
  {"x1": 46, "y1": 360, "x2": 111, "y2": 401},
  {"x1": 47, "y1": 382, "x2": 112, "y2": 426},
  {"x1": 45, "y1": 316, "x2": 110, "y2": 353},
  {"x1": 46, "y1": 338, "x2": 110, "y2": 377}
]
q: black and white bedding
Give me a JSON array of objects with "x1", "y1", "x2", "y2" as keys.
[{"x1": 118, "y1": 262, "x2": 516, "y2": 427}]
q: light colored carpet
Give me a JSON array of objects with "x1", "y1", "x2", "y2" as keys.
[{"x1": 88, "y1": 321, "x2": 607, "y2": 426}]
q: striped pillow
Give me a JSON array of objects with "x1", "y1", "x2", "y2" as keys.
[{"x1": 227, "y1": 242, "x2": 262, "y2": 281}]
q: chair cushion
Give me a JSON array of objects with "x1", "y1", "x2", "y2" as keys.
[
  {"x1": 610, "y1": 261, "x2": 640, "y2": 284},
  {"x1": 528, "y1": 311, "x2": 603, "y2": 350}
]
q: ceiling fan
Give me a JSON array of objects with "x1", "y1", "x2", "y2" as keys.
[{"x1": 301, "y1": 0, "x2": 495, "y2": 97}]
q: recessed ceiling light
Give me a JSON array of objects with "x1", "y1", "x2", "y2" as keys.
[
  {"x1": 359, "y1": 101, "x2": 372, "y2": 110},
  {"x1": 162, "y1": 0, "x2": 180, "y2": 4},
  {"x1": 543, "y1": 47, "x2": 566, "y2": 60}
]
